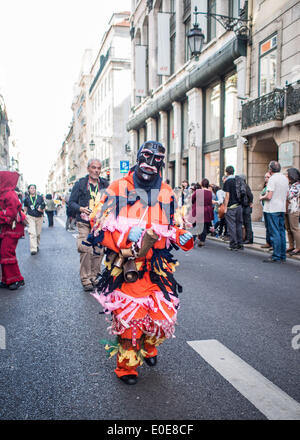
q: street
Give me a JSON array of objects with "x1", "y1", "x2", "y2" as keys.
[{"x1": 0, "y1": 216, "x2": 299, "y2": 420}]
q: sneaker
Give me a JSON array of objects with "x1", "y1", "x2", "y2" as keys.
[
  {"x1": 8, "y1": 280, "x2": 25, "y2": 290},
  {"x1": 262, "y1": 258, "x2": 281, "y2": 264},
  {"x1": 83, "y1": 284, "x2": 94, "y2": 292},
  {"x1": 237, "y1": 244, "x2": 244, "y2": 250}
]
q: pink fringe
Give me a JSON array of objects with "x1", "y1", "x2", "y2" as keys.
[{"x1": 91, "y1": 289, "x2": 179, "y2": 340}]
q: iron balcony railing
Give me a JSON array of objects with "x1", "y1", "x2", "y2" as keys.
[
  {"x1": 286, "y1": 80, "x2": 300, "y2": 116},
  {"x1": 242, "y1": 80, "x2": 300, "y2": 130},
  {"x1": 242, "y1": 88, "x2": 285, "y2": 130}
]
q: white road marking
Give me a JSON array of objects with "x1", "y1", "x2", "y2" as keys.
[
  {"x1": 187, "y1": 339, "x2": 300, "y2": 420},
  {"x1": 54, "y1": 217, "x2": 66, "y2": 228},
  {"x1": 55, "y1": 217, "x2": 78, "y2": 238}
]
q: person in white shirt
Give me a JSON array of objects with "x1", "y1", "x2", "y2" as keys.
[{"x1": 260, "y1": 161, "x2": 289, "y2": 263}]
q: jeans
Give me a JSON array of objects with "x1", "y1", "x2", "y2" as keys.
[
  {"x1": 265, "y1": 212, "x2": 286, "y2": 261},
  {"x1": 46, "y1": 211, "x2": 54, "y2": 227},
  {"x1": 263, "y1": 211, "x2": 271, "y2": 246}
]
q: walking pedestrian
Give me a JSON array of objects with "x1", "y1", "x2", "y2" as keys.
[
  {"x1": 223, "y1": 166, "x2": 244, "y2": 250},
  {"x1": 45, "y1": 194, "x2": 56, "y2": 227},
  {"x1": 260, "y1": 172, "x2": 272, "y2": 249},
  {"x1": 239, "y1": 175, "x2": 254, "y2": 244},
  {"x1": 0, "y1": 171, "x2": 26, "y2": 290},
  {"x1": 69, "y1": 158, "x2": 109, "y2": 291},
  {"x1": 65, "y1": 187, "x2": 76, "y2": 231},
  {"x1": 260, "y1": 161, "x2": 289, "y2": 263},
  {"x1": 197, "y1": 179, "x2": 214, "y2": 247},
  {"x1": 285, "y1": 167, "x2": 300, "y2": 256},
  {"x1": 24, "y1": 184, "x2": 45, "y2": 255}
]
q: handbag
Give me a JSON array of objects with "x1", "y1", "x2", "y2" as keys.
[{"x1": 218, "y1": 203, "x2": 225, "y2": 219}]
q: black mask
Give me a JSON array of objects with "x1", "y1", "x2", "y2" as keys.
[{"x1": 136, "y1": 141, "x2": 165, "y2": 182}]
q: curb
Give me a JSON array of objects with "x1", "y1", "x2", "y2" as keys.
[{"x1": 206, "y1": 236, "x2": 300, "y2": 262}]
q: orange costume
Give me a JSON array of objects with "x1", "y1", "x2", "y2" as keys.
[{"x1": 89, "y1": 163, "x2": 193, "y2": 381}]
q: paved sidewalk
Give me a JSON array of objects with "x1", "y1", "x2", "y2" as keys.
[{"x1": 207, "y1": 221, "x2": 300, "y2": 262}]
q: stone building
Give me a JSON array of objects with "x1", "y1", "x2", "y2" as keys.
[
  {"x1": 0, "y1": 95, "x2": 10, "y2": 170},
  {"x1": 127, "y1": 0, "x2": 249, "y2": 188},
  {"x1": 127, "y1": 0, "x2": 300, "y2": 220},
  {"x1": 89, "y1": 11, "x2": 131, "y2": 182},
  {"x1": 241, "y1": 0, "x2": 300, "y2": 219},
  {"x1": 71, "y1": 49, "x2": 94, "y2": 179}
]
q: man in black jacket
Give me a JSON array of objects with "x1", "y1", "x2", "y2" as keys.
[
  {"x1": 24, "y1": 184, "x2": 46, "y2": 255},
  {"x1": 69, "y1": 159, "x2": 109, "y2": 291}
]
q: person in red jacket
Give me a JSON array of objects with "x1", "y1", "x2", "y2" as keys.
[
  {"x1": 88, "y1": 141, "x2": 193, "y2": 385},
  {"x1": 0, "y1": 171, "x2": 26, "y2": 290}
]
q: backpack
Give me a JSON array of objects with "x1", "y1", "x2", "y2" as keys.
[{"x1": 235, "y1": 176, "x2": 247, "y2": 206}]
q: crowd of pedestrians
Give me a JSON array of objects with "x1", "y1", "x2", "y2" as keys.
[
  {"x1": 0, "y1": 157, "x2": 299, "y2": 291},
  {"x1": 177, "y1": 161, "x2": 300, "y2": 261}
]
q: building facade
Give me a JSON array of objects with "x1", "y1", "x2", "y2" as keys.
[
  {"x1": 89, "y1": 11, "x2": 131, "y2": 182},
  {"x1": 128, "y1": 0, "x2": 300, "y2": 220},
  {"x1": 241, "y1": 0, "x2": 300, "y2": 219},
  {"x1": 0, "y1": 95, "x2": 10, "y2": 170}
]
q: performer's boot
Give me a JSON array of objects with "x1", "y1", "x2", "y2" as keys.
[{"x1": 144, "y1": 337, "x2": 159, "y2": 367}]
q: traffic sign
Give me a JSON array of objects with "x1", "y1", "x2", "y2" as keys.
[{"x1": 120, "y1": 160, "x2": 130, "y2": 173}]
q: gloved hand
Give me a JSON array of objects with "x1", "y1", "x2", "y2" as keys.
[
  {"x1": 128, "y1": 226, "x2": 144, "y2": 243},
  {"x1": 179, "y1": 232, "x2": 193, "y2": 246}
]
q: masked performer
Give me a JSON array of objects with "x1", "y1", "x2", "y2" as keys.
[
  {"x1": 0, "y1": 171, "x2": 26, "y2": 290},
  {"x1": 89, "y1": 141, "x2": 193, "y2": 385}
]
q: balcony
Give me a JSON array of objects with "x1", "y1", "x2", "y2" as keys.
[{"x1": 241, "y1": 89, "x2": 285, "y2": 130}]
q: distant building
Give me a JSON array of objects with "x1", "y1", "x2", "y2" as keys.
[
  {"x1": 0, "y1": 95, "x2": 10, "y2": 170},
  {"x1": 89, "y1": 11, "x2": 131, "y2": 182}
]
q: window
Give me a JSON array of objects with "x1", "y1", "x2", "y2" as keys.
[
  {"x1": 168, "y1": 108, "x2": 175, "y2": 155},
  {"x1": 184, "y1": 17, "x2": 191, "y2": 62},
  {"x1": 224, "y1": 146, "x2": 238, "y2": 172},
  {"x1": 170, "y1": 34, "x2": 176, "y2": 75},
  {"x1": 170, "y1": 1, "x2": 176, "y2": 76},
  {"x1": 207, "y1": 0, "x2": 216, "y2": 42},
  {"x1": 204, "y1": 151, "x2": 220, "y2": 185},
  {"x1": 229, "y1": 0, "x2": 240, "y2": 18},
  {"x1": 205, "y1": 83, "x2": 220, "y2": 143},
  {"x1": 182, "y1": 99, "x2": 189, "y2": 151},
  {"x1": 224, "y1": 73, "x2": 238, "y2": 137},
  {"x1": 259, "y1": 34, "x2": 277, "y2": 96}
]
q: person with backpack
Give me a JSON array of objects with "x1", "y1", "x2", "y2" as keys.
[
  {"x1": 238, "y1": 175, "x2": 254, "y2": 244},
  {"x1": 223, "y1": 165, "x2": 244, "y2": 251}
]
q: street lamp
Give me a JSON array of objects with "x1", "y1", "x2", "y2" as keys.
[
  {"x1": 187, "y1": 7, "x2": 205, "y2": 60},
  {"x1": 188, "y1": 5, "x2": 250, "y2": 59}
]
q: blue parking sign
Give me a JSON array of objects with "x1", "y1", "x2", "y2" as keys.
[{"x1": 120, "y1": 160, "x2": 130, "y2": 173}]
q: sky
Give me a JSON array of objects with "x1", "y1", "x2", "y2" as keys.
[{"x1": 0, "y1": 0, "x2": 131, "y2": 192}]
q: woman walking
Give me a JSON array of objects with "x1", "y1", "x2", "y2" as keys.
[{"x1": 285, "y1": 168, "x2": 300, "y2": 256}]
